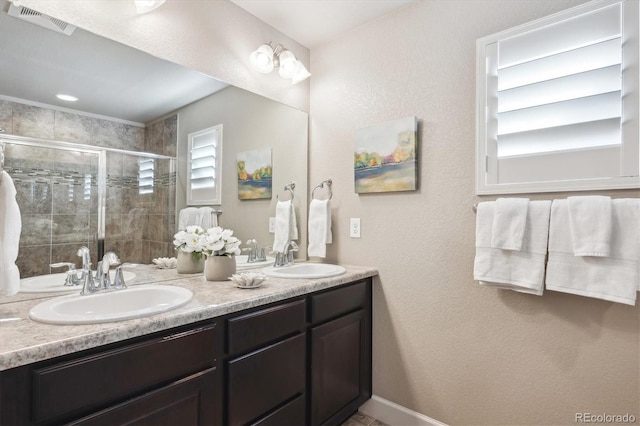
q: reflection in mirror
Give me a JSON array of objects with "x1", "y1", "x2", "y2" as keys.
[{"x1": 0, "y1": 1, "x2": 308, "y2": 304}]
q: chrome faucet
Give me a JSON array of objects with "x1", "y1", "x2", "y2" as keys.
[
  {"x1": 244, "y1": 238, "x2": 267, "y2": 263},
  {"x1": 82, "y1": 251, "x2": 124, "y2": 294},
  {"x1": 96, "y1": 251, "x2": 121, "y2": 289},
  {"x1": 273, "y1": 240, "x2": 299, "y2": 267},
  {"x1": 49, "y1": 262, "x2": 81, "y2": 286}
]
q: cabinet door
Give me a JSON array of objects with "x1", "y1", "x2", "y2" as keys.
[
  {"x1": 68, "y1": 368, "x2": 218, "y2": 426},
  {"x1": 228, "y1": 334, "x2": 306, "y2": 426},
  {"x1": 311, "y1": 309, "x2": 370, "y2": 426}
]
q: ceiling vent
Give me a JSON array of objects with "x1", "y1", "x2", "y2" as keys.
[{"x1": 8, "y1": 3, "x2": 76, "y2": 36}]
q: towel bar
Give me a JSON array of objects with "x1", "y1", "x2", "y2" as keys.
[
  {"x1": 277, "y1": 181, "x2": 295, "y2": 201},
  {"x1": 312, "y1": 178, "x2": 332, "y2": 200}
]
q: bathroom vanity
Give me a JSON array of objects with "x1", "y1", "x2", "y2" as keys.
[{"x1": 0, "y1": 265, "x2": 376, "y2": 425}]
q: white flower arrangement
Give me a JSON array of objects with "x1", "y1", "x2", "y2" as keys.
[
  {"x1": 173, "y1": 225, "x2": 206, "y2": 261},
  {"x1": 173, "y1": 226, "x2": 241, "y2": 260},
  {"x1": 201, "y1": 226, "x2": 242, "y2": 257}
]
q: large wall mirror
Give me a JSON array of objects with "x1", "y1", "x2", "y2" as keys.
[{"x1": 0, "y1": 0, "x2": 308, "y2": 303}]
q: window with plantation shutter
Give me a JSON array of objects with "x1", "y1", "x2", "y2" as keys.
[
  {"x1": 187, "y1": 124, "x2": 222, "y2": 205},
  {"x1": 138, "y1": 158, "x2": 155, "y2": 195},
  {"x1": 476, "y1": 0, "x2": 639, "y2": 194}
]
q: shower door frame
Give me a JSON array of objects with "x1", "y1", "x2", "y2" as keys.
[{"x1": 0, "y1": 133, "x2": 176, "y2": 260}]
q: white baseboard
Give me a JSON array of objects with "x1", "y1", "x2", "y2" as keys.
[{"x1": 359, "y1": 395, "x2": 448, "y2": 426}]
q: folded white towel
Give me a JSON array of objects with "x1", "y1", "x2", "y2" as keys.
[
  {"x1": 0, "y1": 171, "x2": 22, "y2": 296},
  {"x1": 273, "y1": 200, "x2": 298, "y2": 253},
  {"x1": 308, "y1": 199, "x2": 332, "y2": 258},
  {"x1": 474, "y1": 200, "x2": 551, "y2": 296},
  {"x1": 491, "y1": 198, "x2": 529, "y2": 251},
  {"x1": 546, "y1": 199, "x2": 639, "y2": 306},
  {"x1": 197, "y1": 207, "x2": 218, "y2": 229},
  {"x1": 567, "y1": 195, "x2": 612, "y2": 257},
  {"x1": 178, "y1": 207, "x2": 199, "y2": 231}
]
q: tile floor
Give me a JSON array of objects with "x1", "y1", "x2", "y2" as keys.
[{"x1": 341, "y1": 411, "x2": 389, "y2": 426}]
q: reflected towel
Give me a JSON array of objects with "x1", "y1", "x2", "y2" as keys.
[
  {"x1": 491, "y1": 198, "x2": 529, "y2": 251},
  {"x1": 546, "y1": 199, "x2": 639, "y2": 305},
  {"x1": 0, "y1": 171, "x2": 22, "y2": 296},
  {"x1": 308, "y1": 199, "x2": 332, "y2": 258},
  {"x1": 273, "y1": 200, "x2": 298, "y2": 253},
  {"x1": 197, "y1": 207, "x2": 218, "y2": 229},
  {"x1": 567, "y1": 195, "x2": 612, "y2": 257},
  {"x1": 474, "y1": 200, "x2": 551, "y2": 296},
  {"x1": 178, "y1": 207, "x2": 199, "y2": 231}
]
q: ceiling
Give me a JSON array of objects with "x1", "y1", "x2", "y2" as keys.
[
  {"x1": 0, "y1": 0, "x2": 228, "y2": 124},
  {"x1": 0, "y1": 0, "x2": 415, "y2": 124},
  {"x1": 230, "y1": 0, "x2": 416, "y2": 48}
]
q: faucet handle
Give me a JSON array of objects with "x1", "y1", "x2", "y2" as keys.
[
  {"x1": 112, "y1": 267, "x2": 127, "y2": 290},
  {"x1": 50, "y1": 262, "x2": 76, "y2": 271}
]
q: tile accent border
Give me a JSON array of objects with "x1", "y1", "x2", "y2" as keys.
[{"x1": 360, "y1": 395, "x2": 448, "y2": 426}]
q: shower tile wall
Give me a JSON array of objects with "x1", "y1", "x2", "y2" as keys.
[{"x1": 2, "y1": 99, "x2": 176, "y2": 277}]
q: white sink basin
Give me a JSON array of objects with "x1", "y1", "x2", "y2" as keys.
[
  {"x1": 29, "y1": 285, "x2": 193, "y2": 325},
  {"x1": 20, "y1": 271, "x2": 136, "y2": 293},
  {"x1": 263, "y1": 263, "x2": 346, "y2": 279},
  {"x1": 236, "y1": 254, "x2": 274, "y2": 270}
]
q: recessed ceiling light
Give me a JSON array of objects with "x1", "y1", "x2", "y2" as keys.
[
  {"x1": 56, "y1": 94, "x2": 79, "y2": 102},
  {"x1": 56, "y1": 93, "x2": 79, "y2": 102}
]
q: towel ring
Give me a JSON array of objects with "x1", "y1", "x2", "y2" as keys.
[
  {"x1": 277, "y1": 181, "x2": 295, "y2": 201},
  {"x1": 312, "y1": 178, "x2": 332, "y2": 200}
]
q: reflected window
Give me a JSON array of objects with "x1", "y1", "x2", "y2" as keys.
[
  {"x1": 187, "y1": 124, "x2": 222, "y2": 205},
  {"x1": 138, "y1": 158, "x2": 155, "y2": 195}
]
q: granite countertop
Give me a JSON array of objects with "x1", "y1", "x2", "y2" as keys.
[{"x1": 0, "y1": 264, "x2": 377, "y2": 371}]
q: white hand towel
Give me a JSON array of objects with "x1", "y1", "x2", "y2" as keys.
[
  {"x1": 0, "y1": 171, "x2": 22, "y2": 296},
  {"x1": 567, "y1": 195, "x2": 612, "y2": 257},
  {"x1": 546, "y1": 199, "x2": 639, "y2": 306},
  {"x1": 273, "y1": 200, "x2": 297, "y2": 253},
  {"x1": 491, "y1": 198, "x2": 529, "y2": 251},
  {"x1": 308, "y1": 199, "x2": 332, "y2": 258},
  {"x1": 178, "y1": 207, "x2": 199, "y2": 231},
  {"x1": 197, "y1": 207, "x2": 218, "y2": 229},
  {"x1": 474, "y1": 200, "x2": 551, "y2": 296}
]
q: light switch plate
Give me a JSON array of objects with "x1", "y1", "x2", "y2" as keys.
[{"x1": 350, "y1": 218, "x2": 361, "y2": 238}]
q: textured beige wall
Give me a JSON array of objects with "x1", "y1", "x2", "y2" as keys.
[
  {"x1": 309, "y1": 1, "x2": 640, "y2": 424},
  {"x1": 13, "y1": 0, "x2": 310, "y2": 112}
]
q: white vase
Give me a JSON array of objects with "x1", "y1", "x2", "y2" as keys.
[
  {"x1": 176, "y1": 251, "x2": 204, "y2": 274},
  {"x1": 204, "y1": 255, "x2": 236, "y2": 281}
]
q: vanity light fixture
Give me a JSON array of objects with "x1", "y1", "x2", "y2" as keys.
[
  {"x1": 134, "y1": 0, "x2": 166, "y2": 14},
  {"x1": 249, "y1": 42, "x2": 311, "y2": 84},
  {"x1": 55, "y1": 93, "x2": 78, "y2": 102}
]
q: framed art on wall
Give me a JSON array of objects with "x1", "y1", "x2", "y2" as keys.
[
  {"x1": 354, "y1": 116, "x2": 418, "y2": 193},
  {"x1": 237, "y1": 148, "x2": 272, "y2": 199}
]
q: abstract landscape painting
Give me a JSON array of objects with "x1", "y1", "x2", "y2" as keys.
[
  {"x1": 237, "y1": 148, "x2": 272, "y2": 200},
  {"x1": 354, "y1": 116, "x2": 418, "y2": 193}
]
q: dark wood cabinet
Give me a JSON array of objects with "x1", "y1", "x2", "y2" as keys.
[
  {"x1": 68, "y1": 368, "x2": 217, "y2": 426},
  {"x1": 0, "y1": 277, "x2": 372, "y2": 426},
  {"x1": 225, "y1": 298, "x2": 307, "y2": 426},
  {"x1": 0, "y1": 320, "x2": 221, "y2": 426},
  {"x1": 309, "y1": 281, "x2": 372, "y2": 426}
]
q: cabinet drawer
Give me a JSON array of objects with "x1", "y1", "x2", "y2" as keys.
[
  {"x1": 310, "y1": 280, "x2": 367, "y2": 324},
  {"x1": 33, "y1": 323, "x2": 217, "y2": 424},
  {"x1": 68, "y1": 368, "x2": 217, "y2": 426},
  {"x1": 227, "y1": 299, "x2": 305, "y2": 356},
  {"x1": 253, "y1": 394, "x2": 305, "y2": 426},
  {"x1": 228, "y1": 333, "x2": 305, "y2": 426}
]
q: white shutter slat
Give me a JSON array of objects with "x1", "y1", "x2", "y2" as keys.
[
  {"x1": 498, "y1": 38, "x2": 621, "y2": 90},
  {"x1": 499, "y1": 3, "x2": 621, "y2": 68},
  {"x1": 498, "y1": 65, "x2": 621, "y2": 112},
  {"x1": 497, "y1": 118, "x2": 621, "y2": 158},
  {"x1": 497, "y1": 91, "x2": 621, "y2": 135}
]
